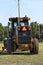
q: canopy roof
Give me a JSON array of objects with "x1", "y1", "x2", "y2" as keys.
[{"x1": 9, "y1": 16, "x2": 30, "y2": 22}]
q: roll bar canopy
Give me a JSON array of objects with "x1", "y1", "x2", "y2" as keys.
[{"x1": 9, "y1": 16, "x2": 30, "y2": 22}]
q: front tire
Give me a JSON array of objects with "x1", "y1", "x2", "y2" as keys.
[{"x1": 30, "y1": 38, "x2": 39, "y2": 54}]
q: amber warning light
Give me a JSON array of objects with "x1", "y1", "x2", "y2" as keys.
[{"x1": 22, "y1": 26, "x2": 27, "y2": 31}]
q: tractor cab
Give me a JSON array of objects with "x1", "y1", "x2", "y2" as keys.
[
  {"x1": 8, "y1": 16, "x2": 30, "y2": 37},
  {"x1": 8, "y1": 16, "x2": 30, "y2": 29}
]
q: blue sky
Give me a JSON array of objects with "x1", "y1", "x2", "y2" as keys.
[{"x1": 0, "y1": 0, "x2": 43, "y2": 26}]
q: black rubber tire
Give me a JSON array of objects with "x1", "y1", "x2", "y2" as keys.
[
  {"x1": 7, "y1": 38, "x2": 17, "y2": 53},
  {"x1": 30, "y1": 38, "x2": 39, "y2": 54},
  {"x1": 7, "y1": 37, "x2": 12, "y2": 54}
]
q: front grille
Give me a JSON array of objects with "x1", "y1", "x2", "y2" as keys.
[{"x1": 18, "y1": 31, "x2": 31, "y2": 44}]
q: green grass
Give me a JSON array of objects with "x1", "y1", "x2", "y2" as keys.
[{"x1": 0, "y1": 42, "x2": 43, "y2": 65}]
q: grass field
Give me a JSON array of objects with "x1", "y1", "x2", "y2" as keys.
[{"x1": 0, "y1": 42, "x2": 43, "y2": 65}]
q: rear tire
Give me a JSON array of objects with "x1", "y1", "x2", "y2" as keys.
[
  {"x1": 7, "y1": 38, "x2": 17, "y2": 54},
  {"x1": 7, "y1": 37, "x2": 12, "y2": 54},
  {"x1": 30, "y1": 38, "x2": 39, "y2": 54}
]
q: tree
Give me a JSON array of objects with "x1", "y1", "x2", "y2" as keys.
[
  {"x1": 4, "y1": 26, "x2": 8, "y2": 37},
  {"x1": 0, "y1": 23, "x2": 8, "y2": 41},
  {"x1": 0, "y1": 23, "x2": 4, "y2": 41},
  {"x1": 30, "y1": 21, "x2": 40, "y2": 39},
  {"x1": 39, "y1": 24, "x2": 43, "y2": 40}
]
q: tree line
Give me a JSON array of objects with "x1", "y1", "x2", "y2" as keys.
[
  {"x1": 0, "y1": 22, "x2": 43, "y2": 41},
  {"x1": 0, "y1": 23, "x2": 8, "y2": 41},
  {"x1": 31, "y1": 22, "x2": 43, "y2": 41}
]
